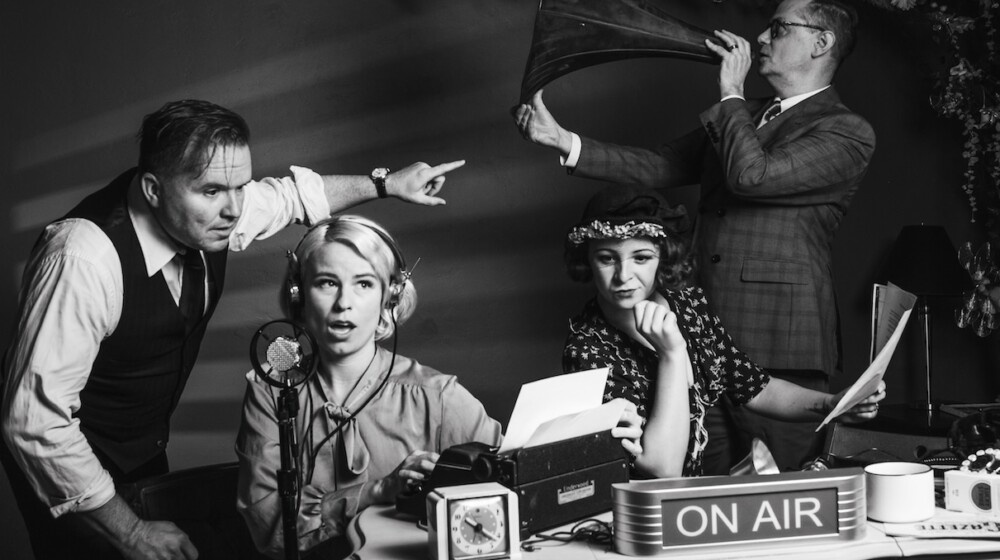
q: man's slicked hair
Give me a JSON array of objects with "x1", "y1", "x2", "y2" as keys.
[
  {"x1": 137, "y1": 99, "x2": 250, "y2": 179},
  {"x1": 804, "y1": 0, "x2": 859, "y2": 65}
]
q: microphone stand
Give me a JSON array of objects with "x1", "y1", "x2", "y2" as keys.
[
  {"x1": 277, "y1": 380, "x2": 301, "y2": 560},
  {"x1": 250, "y1": 320, "x2": 318, "y2": 560}
]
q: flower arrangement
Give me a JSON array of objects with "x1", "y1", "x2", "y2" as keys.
[
  {"x1": 956, "y1": 241, "x2": 999, "y2": 336},
  {"x1": 926, "y1": 0, "x2": 999, "y2": 234},
  {"x1": 849, "y1": 0, "x2": 999, "y2": 337},
  {"x1": 857, "y1": 0, "x2": 999, "y2": 236}
]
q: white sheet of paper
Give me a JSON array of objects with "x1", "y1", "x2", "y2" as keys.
[
  {"x1": 523, "y1": 399, "x2": 629, "y2": 449},
  {"x1": 817, "y1": 305, "x2": 912, "y2": 430},
  {"x1": 871, "y1": 282, "x2": 918, "y2": 362},
  {"x1": 498, "y1": 368, "x2": 609, "y2": 453}
]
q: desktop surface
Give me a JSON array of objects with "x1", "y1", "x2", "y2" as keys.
[
  {"x1": 866, "y1": 403, "x2": 960, "y2": 437},
  {"x1": 349, "y1": 504, "x2": 1000, "y2": 560}
]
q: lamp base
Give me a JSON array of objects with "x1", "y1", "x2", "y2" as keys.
[
  {"x1": 910, "y1": 401, "x2": 937, "y2": 412},
  {"x1": 908, "y1": 401, "x2": 937, "y2": 428}
]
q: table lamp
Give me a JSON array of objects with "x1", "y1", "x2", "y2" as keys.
[{"x1": 880, "y1": 225, "x2": 970, "y2": 412}]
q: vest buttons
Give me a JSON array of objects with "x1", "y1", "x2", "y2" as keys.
[
  {"x1": 710, "y1": 254, "x2": 722, "y2": 264},
  {"x1": 156, "y1": 439, "x2": 167, "y2": 449}
]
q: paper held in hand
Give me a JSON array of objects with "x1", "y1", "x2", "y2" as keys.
[
  {"x1": 817, "y1": 282, "x2": 917, "y2": 430},
  {"x1": 498, "y1": 367, "x2": 628, "y2": 453}
]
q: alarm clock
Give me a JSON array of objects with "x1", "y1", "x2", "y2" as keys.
[{"x1": 427, "y1": 482, "x2": 521, "y2": 560}]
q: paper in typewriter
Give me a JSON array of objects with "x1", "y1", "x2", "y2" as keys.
[{"x1": 498, "y1": 368, "x2": 626, "y2": 453}]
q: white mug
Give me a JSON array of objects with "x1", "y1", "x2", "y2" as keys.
[{"x1": 865, "y1": 462, "x2": 935, "y2": 523}]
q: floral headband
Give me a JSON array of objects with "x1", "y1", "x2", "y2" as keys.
[{"x1": 567, "y1": 219, "x2": 668, "y2": 245}]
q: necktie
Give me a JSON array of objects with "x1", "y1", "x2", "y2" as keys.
[
  {"x1": 179, "y1": 250, "x2": 205, "y2": 327},
  {"x1": 761, "y1": 99, "x2": 782, "y2": 125}
]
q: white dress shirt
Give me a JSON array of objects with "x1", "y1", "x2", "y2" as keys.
[{"x1": 1, "y1": 166, "x2": 329, "y2": 517}]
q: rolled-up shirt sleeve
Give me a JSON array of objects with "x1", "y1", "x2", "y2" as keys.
[
  {"x1": 1, "y1": 220, "x2": 122, "y2": 517},
  {"x1": 229, "y1": 166, "x2": 331, "y2": 252}
]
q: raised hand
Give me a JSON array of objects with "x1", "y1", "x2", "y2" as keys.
[
  {"x1": 706, "y1": 29, "x2": 753, "y2": 99},
  {"x1": 511, "y1": 90, "x2": 573, "y2": 154},
  {"x1": 387, "y1": 160, "x2": 465, "y2": 206}
]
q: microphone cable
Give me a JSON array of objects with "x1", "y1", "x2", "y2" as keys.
[{"x1": 304, "y1": 313, "x2": 400, "y2": 486}]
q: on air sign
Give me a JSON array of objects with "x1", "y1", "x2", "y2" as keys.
[
  {"x1": 613, "y1": 469, "x2": 866, "y2": 556},
  {"x1": 660, "y1": 489, "x2": 838, "y2": 545}
]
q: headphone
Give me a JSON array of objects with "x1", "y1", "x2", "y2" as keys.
[{"x1": 285, "y1": 215, "x2": 408, "y2": 318}]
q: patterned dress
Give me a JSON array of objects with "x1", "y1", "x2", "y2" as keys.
[{"x1": 563, "y1": 286, "x2": 770, "y2": 476}]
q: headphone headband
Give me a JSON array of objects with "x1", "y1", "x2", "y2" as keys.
[
  {"x1": 286, "y1": 215, "x2": 409, "y2": 314},
  {"x1": 292, "y1": 215, "x2": 406, "y2": 273}
]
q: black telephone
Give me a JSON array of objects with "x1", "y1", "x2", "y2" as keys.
[{"x1": 395, "y1": 442, "x2": 506, "y2": 520}]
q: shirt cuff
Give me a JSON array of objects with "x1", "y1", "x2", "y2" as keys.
[
  {"x1": 721, "y1": 94, "x2": 745, "y2": 103},
  {"x1": 559, "y1": 132, "x2": 582, "y2": 168},
  {"x1": 289, "y1": 166, "x2": 331, "y2": 226},
  {"x1": 49, "y1": 468, "x2": 116, "y2": 517}
]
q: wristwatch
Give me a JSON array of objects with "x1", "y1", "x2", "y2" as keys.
[{"x1": 370, "y1": 167, "x2": 390, "y2": 199}]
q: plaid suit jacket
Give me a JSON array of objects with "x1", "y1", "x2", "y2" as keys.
[{"x1": 571, "y1": 88, "x2": 876, "y2": 375}]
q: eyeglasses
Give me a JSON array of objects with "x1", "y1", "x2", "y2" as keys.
[{"x1": 765, "y1": 19, "x2": 826, "y2": 40}]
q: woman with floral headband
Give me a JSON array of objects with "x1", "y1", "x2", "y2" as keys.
[{"x1": 562, "y1": 187, "x2": 885, "y2": 478}]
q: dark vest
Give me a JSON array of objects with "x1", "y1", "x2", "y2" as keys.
[{"x1": 61, "y1": 169, "x2": 227, "y2": 474}]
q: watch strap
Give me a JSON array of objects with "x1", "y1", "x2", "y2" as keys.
[{"x1": 371, "y1": 167, "x2": 389, "y2": 199}]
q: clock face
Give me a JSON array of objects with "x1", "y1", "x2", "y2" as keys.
[{"x1": 448, "y1": 495, "x2": 510, "y2": 559}]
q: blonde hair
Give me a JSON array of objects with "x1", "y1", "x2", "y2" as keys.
[{"x1": 283, "y1": 215, "x2": 416, "y2": 341}]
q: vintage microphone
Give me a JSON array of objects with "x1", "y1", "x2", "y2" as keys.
[{"x1": 250, "y1": 320, "x2": 318, "y2": 560}]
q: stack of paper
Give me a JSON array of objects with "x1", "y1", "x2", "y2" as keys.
[{"x1": 818, "y1": 283, "x2": 916, "y2": 429}]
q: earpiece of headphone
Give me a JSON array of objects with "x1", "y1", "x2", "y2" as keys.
[{"x1": 285, "y1": 216, "x2": 408, "y2": 318}]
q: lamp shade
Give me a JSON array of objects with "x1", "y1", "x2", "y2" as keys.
[{"x1": 880, "y1": 225, "x2": 971, "y2": 296}]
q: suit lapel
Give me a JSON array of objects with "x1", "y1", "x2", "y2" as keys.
[{"x1": 757, "y1": 87, "x2": 843, "y2": 144}]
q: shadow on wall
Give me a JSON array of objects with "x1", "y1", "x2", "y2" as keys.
[{"x1": 2, "y1": 1, "x2": 999, "y2": 559}]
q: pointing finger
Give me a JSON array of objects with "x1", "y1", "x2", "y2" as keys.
[{"x1": 426, "y1": 160, "x2": 466, "y2": 176}]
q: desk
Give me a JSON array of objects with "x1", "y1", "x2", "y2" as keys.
[
  {"x1": 866, "y1": 404, "x2": 955, "y2": 436},
  {"x1": 350, "y1": 506, "x2": 1000, "y2": 560}
]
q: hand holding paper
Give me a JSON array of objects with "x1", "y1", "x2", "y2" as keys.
[
  {"x1": 817, "y1": 283, "x2": 915, "y2": 430},
  {"x1": 826, "y1": 379, "x2": 887, "y2": 426}
]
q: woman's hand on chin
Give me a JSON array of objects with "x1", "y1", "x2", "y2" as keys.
[
  {"x1": 370, "y1": 450, "x2": 440, "y2": 504},
  {"x1": 632, "y1": 300, "x2": 686, "y2": 356}
]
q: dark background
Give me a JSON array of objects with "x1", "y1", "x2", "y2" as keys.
[{"x1": 2, "y1": 1, "x2": 997, "y2": 558}]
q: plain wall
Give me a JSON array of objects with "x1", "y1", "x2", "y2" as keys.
[{"x1": 2, "y1": 1, "x2": 997, "y2": 558}]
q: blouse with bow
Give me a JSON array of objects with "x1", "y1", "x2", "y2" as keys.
[{"x1": 236, "y1": 346, "x2": 502, "y2": 557}]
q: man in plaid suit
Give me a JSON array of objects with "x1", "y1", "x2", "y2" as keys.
[{"x1": 513, "y1": 0, "x2": 876, "y2": 472}]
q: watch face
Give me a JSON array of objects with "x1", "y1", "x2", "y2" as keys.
[{"x1": 448, "y1": 495, "x2": 510, "y2": 559}]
